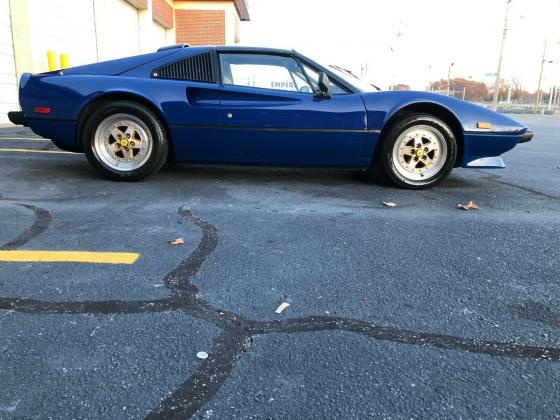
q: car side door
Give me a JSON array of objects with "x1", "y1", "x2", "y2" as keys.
[
  {"x1": 150, "y1": 50, "x2": 238, "y2": 163},
  {"x1": 217, "y1": 52, "x2": 368, "y2": 166}
]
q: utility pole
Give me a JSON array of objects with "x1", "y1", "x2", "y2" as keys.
[
  {"x1": 534, "y1": 39, "x2": 548, "y2": 114},
  {"x1": 492, "y1": 0, "x2": 512, "y2": 110}
]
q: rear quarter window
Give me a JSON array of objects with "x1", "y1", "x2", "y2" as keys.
[{"x1": 152, "y1": 52, "x2": 215, "y2": 82}]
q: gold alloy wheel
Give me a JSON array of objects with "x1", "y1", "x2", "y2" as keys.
[
  {"x1": 392, "y1": 124, "x2": 448, "y2": 181},
  {"x1": 93, "y1": 113, "x2": 153, "y2": 171}
]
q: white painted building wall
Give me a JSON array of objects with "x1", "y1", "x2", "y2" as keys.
[
  {"x1": 94, "y1": 0, "x2": 141, "y2": 62},
  {"x1": 151, "y1": 19, "x2": 168, "y2": 49},
  {"x1": 0, "y1": 0, "x2": 19, "y2": 124},
  {"x1": 2, "y1": 0, "x2": 175, "y2": 124},
  {"x1": 22, "y1": 0, "x2": 174, "y2": 70},
  {"x1": 26, "y1": 0, "x2": 98, "y2": 74}
]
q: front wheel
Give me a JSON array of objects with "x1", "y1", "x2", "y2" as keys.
[
  {"x1": 82, "y1": 101, "x2": 169, "y2": 181},
  {"x1": 378, "y1": 114, "x2": 457, "y2": 189}
]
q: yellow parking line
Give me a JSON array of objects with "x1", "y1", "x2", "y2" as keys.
[
  {"x1": 0, "y1": 148, "x2": 76, "y2": 155},
  {"x1": 0, "y1": 250, "x2": 139, "y2": 264}
]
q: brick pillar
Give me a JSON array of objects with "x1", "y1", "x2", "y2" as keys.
[{"x1": 175, "y1": 9, "x2": 226, "y2": 46}]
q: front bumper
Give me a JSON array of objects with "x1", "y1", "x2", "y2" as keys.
[
  {"x1": 519, "y1": 130, "x2": 533, "y2": 143},
  {"x1": 8, "y1": 111, "x2": 26, "y2": 126}
]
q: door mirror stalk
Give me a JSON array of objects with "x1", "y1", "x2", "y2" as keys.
[{"x1": 315, "y1": 72, "x2": 332, "y2": 99}]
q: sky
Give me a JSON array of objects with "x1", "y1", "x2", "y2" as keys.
[{"x1": 239, "y1": 0, "x2": 560, "y2": 92}]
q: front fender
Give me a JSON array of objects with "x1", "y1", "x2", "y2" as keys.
[
  {"x1": 360, "y1": 91, "x2": 527, "y2": 134},
  {"x1": 360, "y1": 91, "x2": 529, "y2": 168}
]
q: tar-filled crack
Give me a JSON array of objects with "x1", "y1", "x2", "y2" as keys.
[
  {"x1": 0, "y1": 204, "x2": 51, "y2": 250},
  {"x1": 1, "y1": 203, "x2": 560, "y2": 419}
]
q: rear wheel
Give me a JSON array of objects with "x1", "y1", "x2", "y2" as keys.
[
  {"x1": 83, "y1": 101, "x2": 168, "y2": 181},
  {"x1": 378, "y1": 114, "x2": 457, "y2": 189}
]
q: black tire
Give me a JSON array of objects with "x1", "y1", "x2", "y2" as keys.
[
  {"x1": 377, "y1": 114, "x2": 457, "y2": 189},
  {"x1": 82, "y1": 100, "x2": 168, "y2": 181}
]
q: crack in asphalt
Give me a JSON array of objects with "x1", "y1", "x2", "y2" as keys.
[
  {"x1": 0, "y1": 204, "x2": 52, "y2": 250},
  {"x1": 1, "y1": 203, "x2": 560, "y2": 419}
]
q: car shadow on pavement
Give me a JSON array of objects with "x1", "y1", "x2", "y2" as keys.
[{"x1": 511, "y1": 301, "x2": 560, "y2": 329}]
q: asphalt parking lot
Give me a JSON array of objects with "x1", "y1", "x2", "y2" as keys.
[{"x1": 0, "y1": 114, "x2": 559, "y2": 419}]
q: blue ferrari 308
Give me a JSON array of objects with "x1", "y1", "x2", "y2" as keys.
[{"x1": 8, "y1": 44, "x2": 533, "y2": 189}]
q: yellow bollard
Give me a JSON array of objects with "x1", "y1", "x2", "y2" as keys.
[
  {"x1": 47, "y1": 50, "x2": 57, "y2": 71},
  {"x1": 60, "y1": 53, "x2": 69, "y2": 69}
]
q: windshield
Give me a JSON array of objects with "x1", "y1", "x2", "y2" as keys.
[{"x1": 328, "y1": 65, "x2": 380, "y2": 92}]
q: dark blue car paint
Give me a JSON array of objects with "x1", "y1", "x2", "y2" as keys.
[
  {"x1": 18, "y1": 46, "x2": 529, "y2": 169},
  {"x1": 62, "y1": 49, "x2": 184, "y2": 76}
]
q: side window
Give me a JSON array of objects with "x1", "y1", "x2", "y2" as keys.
[
  {"x1": 219, "y1": 53, "x2": 313, "y2": 93},
  {"x1": 301, "y1": 63, "x2": 347, "y2": 95},
  {"x1": 153, "y1": 52, "x2": 215, "y2": 82}
]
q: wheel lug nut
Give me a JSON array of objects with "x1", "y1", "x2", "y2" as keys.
[{"x1": 424, "y1": 147, "x2": 428, "y2": 152}]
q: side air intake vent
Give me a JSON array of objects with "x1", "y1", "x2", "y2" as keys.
[{"x1": 153, "y1": 53, "x2": 214, "y2": 82}]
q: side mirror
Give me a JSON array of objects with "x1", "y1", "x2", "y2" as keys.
[{"x1": 316, "y1": 72, "x2": 331, "y2": 98}]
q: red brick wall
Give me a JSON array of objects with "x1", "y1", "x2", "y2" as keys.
[
  {"x1": 152, "y1": 0, "x2": 174, "y2": 29},
  {"x1": 175, "y1": 9, "x2": 226, "y2": 46}
]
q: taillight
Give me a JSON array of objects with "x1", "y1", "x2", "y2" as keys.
[{"x1": 34, "y1": 107, "x2": 51, "y2": 114}]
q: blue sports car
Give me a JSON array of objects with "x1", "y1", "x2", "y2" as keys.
[{"x1": 8, "y1": 44, "x2": 532, "y2": 189}]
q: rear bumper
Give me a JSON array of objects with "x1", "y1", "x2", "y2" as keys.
[
  {"x1": 8, "y1": 111, "x2": 26, "y2": 126},
  {"x1": 519, "y1": 130, "x2": 533, "y2": 143}
]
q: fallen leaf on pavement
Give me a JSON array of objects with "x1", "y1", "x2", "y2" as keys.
[
  {"x1": 457, "y1": 201, "x2": 480, "y2": 211},
  {"x1": 382, "y1": 202, "x2": 397, "y2": 207},
  {"x1": 274, "y1": 302, "x2": 290, "y2": 314},
  {"x1": 169, "y1": 238, "x2": 185, "y2": 245}
]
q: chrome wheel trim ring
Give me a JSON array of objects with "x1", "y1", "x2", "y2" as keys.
[
  {"x1": 93, "y1": 113, "x2": 153, "y2": 172},
  {"x1": 392, "y1": 124, "x2": 448, "y2": 182}
]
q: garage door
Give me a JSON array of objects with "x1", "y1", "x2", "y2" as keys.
[{"x1": 0, "y1": 1, "x2": 19, "y2": 124}]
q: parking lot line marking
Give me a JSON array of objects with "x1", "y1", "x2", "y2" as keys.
[
  {"x1": 0, "y1": 148, "x2": 75, "y2": 155},
  {"x1": 0, "y1": 250, "x2": 139, "y2": 264}
]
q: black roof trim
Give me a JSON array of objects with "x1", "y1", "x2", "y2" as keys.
[{"x1": 215, "y1": 46, "x2": 294, "y2": 55}]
